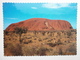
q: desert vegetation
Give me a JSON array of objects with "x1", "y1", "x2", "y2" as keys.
[
  {"x1": 14, "y1": 27, "x2": 28, "y2": 44},
  {"x1": 4, "y1": 29, "x2": 76, "y2": 56}
]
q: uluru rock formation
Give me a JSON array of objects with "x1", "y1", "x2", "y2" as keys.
[{"x1": 5, "y1": 18, "x2": 73, "y2": 31}]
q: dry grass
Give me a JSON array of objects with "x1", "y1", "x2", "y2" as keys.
[
  {"x1": 4, "y1": 29, "x2": 76, "y2": 56},
  {"x1": 4, "y1": 43, "x2": 22, "y2": 56},
  {"x1": 22, "y1": 45, "x2": 49, "y2": 56}
]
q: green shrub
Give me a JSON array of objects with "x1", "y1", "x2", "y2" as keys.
[
  {"x1": 14, "y1": 27, "x2": 28, "y2": 44},
  {"x1": 47, "y1": 43, "x2": 56, "y2": 47},
  {"x1": 67, "y1": 31, "x2": 71, "y2": 36},
  {"x1": 22, "y1": 46, "x2": 49, "y2": 56},
  {"x1": 37, "y1": 47, "x2": 49, "y2": 56},
  {"x1": 4, "y1": 30, "x2": 9, "y2": 35},
  {"x1": 66, "y1": 44, "x2": 76, "y2": 54},
  {"x1": 7, "y1": 43, "x2": 22, "y2": 56},
  {"x1": 24, "y1": 40, "x2": 32, "y2": 44},
  {"x1": 47, "y1": 42, "x2": 62, "y2": 47}
]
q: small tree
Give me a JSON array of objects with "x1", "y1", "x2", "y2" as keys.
[
  {"x1": 4, "y1": 30, "x2": 9, "y2": 35},
  {"x1": 14, "y1": 27, "x2": 28, "y2": 44}
]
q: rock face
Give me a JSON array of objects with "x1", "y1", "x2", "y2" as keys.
[{"x1": 5, "y1": 18, "x2": 73, "y2": 31}]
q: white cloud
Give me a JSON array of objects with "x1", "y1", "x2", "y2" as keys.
[
  {"x1": 42, "y1": 3, "x2": 71, "y2": 9},
  {"x1": 14, "y1": 4, "x2": 38, "y2": 13},
  {"x1": 31, "y1": 7, "x2": 37, "y2": 9},
  {"x1": 14, "y1": 4, "x2": 27, "y2": 13},
  {"x1": 6, "y1": 18, "x2": 18, "y2": 19}
]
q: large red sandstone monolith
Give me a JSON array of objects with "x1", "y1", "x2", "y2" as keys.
[{"x1": 5, "y1": 18, "x2": 73, "y2": 31}]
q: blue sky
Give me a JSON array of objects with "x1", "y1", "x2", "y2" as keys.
[{"x1": 3, "y1": 3, "x2": 77, "y2": 29}]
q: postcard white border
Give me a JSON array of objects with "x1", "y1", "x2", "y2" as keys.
[{"x1": 0, "y1": 0, "x2": 80, "y2": 60}]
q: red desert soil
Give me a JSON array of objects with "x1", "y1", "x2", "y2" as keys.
[{"x1": 5, "y1": 18, "x2": 73, "y2": 31}]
